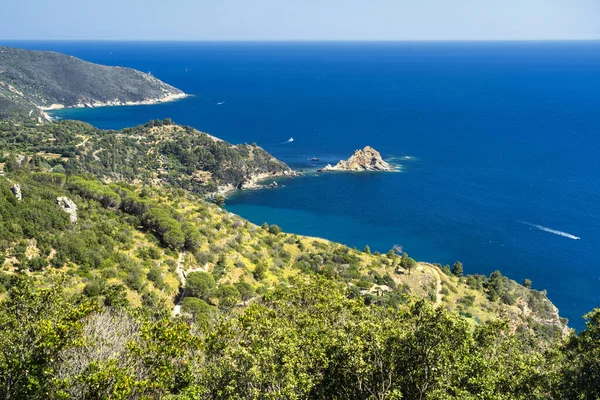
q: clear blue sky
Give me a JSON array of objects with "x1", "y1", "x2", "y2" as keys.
[{"x1": 2, "y1": 0, "x2": 600, "y2": 41}]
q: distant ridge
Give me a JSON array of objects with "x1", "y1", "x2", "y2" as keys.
[{"x1": 0, "y1": 46, "x2": 185, "y2": 119}]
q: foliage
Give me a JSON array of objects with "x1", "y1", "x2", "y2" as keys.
[{"x1": 185, "y1": 272, "x2": 215, "y2": 300}]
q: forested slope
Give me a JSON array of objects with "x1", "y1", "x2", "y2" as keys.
[
  {"x1": 0, "y1": 46, "x2": 184, "y2": 118},
  {"x1": 0, "y1": 144, "x2": 597, "y2": 399},
  {"x1": 0, "y1": 118, "x2": 292, "y2": 195}
]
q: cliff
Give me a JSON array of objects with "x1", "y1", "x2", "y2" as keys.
[
  {"x1": 323, "y1": 146, "x2": 396, "y2": 172},
  {"x1": 0, "y1": 46, "x2": 185, "y2": 119}
]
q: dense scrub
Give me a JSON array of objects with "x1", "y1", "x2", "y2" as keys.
[
  {"x1": 0, "y1": 170, "x2": 567, "y2": 337},
  {"x1": 0, "y1": 118, "x2": 290, "y2": 194},
  {"x1": 0, "y1": 276, "x2": 598, "y2": 399}
]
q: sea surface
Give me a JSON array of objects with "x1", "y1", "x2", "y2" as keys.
[{"x1": 6, "y1": 40, "x2": 600, "y2": 329}]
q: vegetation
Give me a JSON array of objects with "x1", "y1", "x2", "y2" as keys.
[
  {"x1": 0, "y1": 46, "x2": 183, "y2": 118},
  {"x1": 0, "y1": 118, "x2": 291, "y2": 195},
  {"x1": 0, "y1": 113, "x2": 592, "y2": 399},
  {"x1": 0, "y1": 275, "x2": 598, "y2": 399}
]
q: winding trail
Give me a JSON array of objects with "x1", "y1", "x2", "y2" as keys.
[
  {"x1": 172, "y1": 251, "x2": 186, "y2": 316},
  {"x1": 423, "y1": 263, "x2": 442, "y2": 306}
]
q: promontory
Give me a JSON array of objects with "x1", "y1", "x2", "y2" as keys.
[{"x1": 0, "y1": 46, "x2": 186, "y2": 119}]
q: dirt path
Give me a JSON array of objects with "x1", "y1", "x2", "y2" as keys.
[
  {"x1": 76, "y1": 137, "x2": 90, "y2": 148},
  {"x1": 172, "y1": 251, "x2": 186, "y2": 316},
  {"x1": 423, "y1": 263, "x2": 443, "y2": 306},
  {"x1": 92, "y1": 148, "x2": 103, "y2": 161}
]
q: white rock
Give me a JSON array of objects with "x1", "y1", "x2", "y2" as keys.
[
  {"x1": 57, "y1": 196, "x2": 78, "y2": 223},
  {"x1": 11, "y1": 184, "x2": 22, "y2": 201}
]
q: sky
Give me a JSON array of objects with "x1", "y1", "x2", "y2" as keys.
[{"x1": 2, "y1": 0, "x2": 600, "y2": 41}]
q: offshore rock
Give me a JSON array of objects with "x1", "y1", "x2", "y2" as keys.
[{"x1": 323, "y1": 146, "x2": 395, "y2": 172}]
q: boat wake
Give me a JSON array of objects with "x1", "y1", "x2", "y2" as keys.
[
  {"x1": 518, "y1": 221, "x2": 580, "y2": 240},
  {"x1": 279, "y1": 137, "x2": 294, "y2": 144}
]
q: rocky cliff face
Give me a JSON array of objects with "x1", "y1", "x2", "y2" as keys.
[{"x1": 323, "y1": 146, "x2": 395, "y2": 172}]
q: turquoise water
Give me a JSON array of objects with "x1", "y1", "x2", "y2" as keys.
[{"x1": 8, "y1": 41, "x2": 600, "y2": 328}]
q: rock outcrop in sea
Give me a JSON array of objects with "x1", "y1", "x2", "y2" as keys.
[{"x1": 322, "y1": 146, "x2": 395, "y2": 172}]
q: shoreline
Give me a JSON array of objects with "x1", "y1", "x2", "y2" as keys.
[
  {"x1": 216, "y1": 170, "x2": 302, "y2": 199},
  {"x1": 39, "y1": 92, "x2": 189, "y2": 113}
]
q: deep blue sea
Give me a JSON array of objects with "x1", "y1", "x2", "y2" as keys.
[{"x1": 6, "y1": 41, "x2": 599, "y2": 329}]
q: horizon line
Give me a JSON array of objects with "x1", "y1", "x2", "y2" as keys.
[{"x1": 2, "y1": 38, "x2": 600, "y2": 43}]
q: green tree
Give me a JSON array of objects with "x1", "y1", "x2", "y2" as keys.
[
  {"x1": 213, "y1": 195, "x2": 225, "y2": 207},
  {"x1": 163, "y1": 228, "x2": 185, "y2": 250},
  {"x1": 401, "y1": 253, "x2": 417, "y2": 275},
  {"x1": 235, "y1": 280, "x2": 256, "y2": 305},
  {"x1": 184, "y1": 271, "x2": 215, "y2": 299},
  {"x1": 452, "y1": 261, "x2": 464, "y2": 277},
  {"x1": 214, "y1": 285, "x2": 241, "y2": 309},
  {"x1": 103, "y1": 284, "x2": 129, "y2": 308},
  {"x1": 523, "y1": 278, "x2": 532, "y2": 289},
  {"x1": 268, "y1": 224, "x2": 282, "y2": 235},
  {"x1": 213, "y1": 254, "x2": 227, "y2": 279},
  {"x1": 555, "y1": 308, "x2": 600, "y2": 398},
  {"x1": 363, "y1": 245, "x2": 371, "y2": 254},
  {"x1": 253, "y1": 263, "x2": 267, "y2": 281},
  {"x1": 181, "y1": 297, "x2": 216, "y2": 327},
  {"x1": 0, "y1": 276, "x2": 99, "y2": 400}
]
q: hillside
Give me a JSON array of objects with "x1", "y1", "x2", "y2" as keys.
[
  {"x1": 0, "y1": 46, "x2": 185, "y2": 119},
  {"x1": 0, "y1": 118, "x2": 293, "y2": 195},
  {"x1": 0, "y1": 170, "x2": 568, "y2": 339},
  {"x1": 1, "y1": 169, "x2": 594, "y2": 399}
]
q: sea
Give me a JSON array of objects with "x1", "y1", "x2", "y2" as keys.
[{"x1": 6, "y1": 40, "x2": 599, "y2": 329}]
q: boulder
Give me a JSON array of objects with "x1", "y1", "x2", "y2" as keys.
[
  {"x1": 11, "y1": 184, "x2": 22, "y2": 201},
  {"x1": 57, "y1": 196, "x2": 78, "y2": 223}
]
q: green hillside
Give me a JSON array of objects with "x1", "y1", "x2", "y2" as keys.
[
  {"x1": 0, "y1": 46, "x2": 184, "y2": 119},
  {"x1": 0, "y1": 118, "x2": 292, "y2": 195}
]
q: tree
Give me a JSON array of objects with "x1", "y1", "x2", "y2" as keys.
[
  {"x1": 452, "y1": 261, "x2": 463, "y2": 277},
  {"x1": 268, "y1": 224, "x2": 282, "y2": 235},
  {"x1": 401, "y1": 253, "x2": 417, "y2": 275},
  {"x1": 253, "y1": 263, "x2": 267, "y2": 281},
  {"x1": 405, "y1": 258, "x2": 417, "y2": 275},
  {"x1": 163, "y1": 228, "x2": 185, "y2": 250},
  {"x1": 553, "y1": 308, "x2": 600, "y2": 399},
  {"x1": 213, "y1": 254, "x2": 227, "y2": 279},
  {"x1": 213, "y1": 195, "x2": 225, "y2": 207},
  {"x1": 363, "y1": 245, "x2": 371, "y2": 254},
  {"x1": 523, "y1": 278, "x2": 532, "y2": 289},
  {"x1": 185, "y1": 272, "x2": 215, "y2": 299},
  {"x1": 181, "y1": 297, "x2": 216, "y2": 327},
  {"x1": 214, "y1": 285, "x2": 241, "y2": 309},
  {"x1": 0, "y1": 276, "x2": 98, "y2": 399},
  {"x1": 103, "y1": 284, "x2": 129, "y2": 308},
  {"x1": 235, "y1": 281, "x2": 256, "y2": 305},
  {"x1": 182, "y1": 222, "x2": 203, "y2": 252}
]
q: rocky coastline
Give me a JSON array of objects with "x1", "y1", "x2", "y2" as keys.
[
  {"x1": 39, "y1": 92, "x2": 188, "y2": 111},
  {"x1": 216, "y1": 169, "x2": 302, "y2": 198}
]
